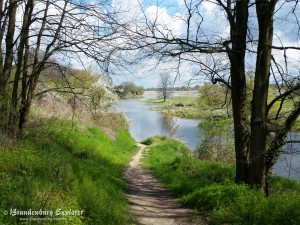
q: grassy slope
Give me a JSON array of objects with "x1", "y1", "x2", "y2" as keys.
[
  {"x1": 0, "y1": 119, "x2": 137, "y2": 225},
  {"x1": 142, "y1": 137, "x2": 300, "y2": 225}
]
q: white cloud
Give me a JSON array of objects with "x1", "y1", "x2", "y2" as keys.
[
  {"x1": 112, "y1": 0, "x2": 300, "y2": 88},
  {"x1": 145, "y1": 5, "x2": 185, "y2": 36},
  {"x1": 202, "y1": 1, "x2": 217, "y2": 12}
]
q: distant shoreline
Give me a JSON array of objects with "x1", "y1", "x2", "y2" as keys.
[{"x1": 143, "y1": 90, "x2": 198, "y2": 97}]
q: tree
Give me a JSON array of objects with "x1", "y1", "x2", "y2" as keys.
[
  {"x1": 159, "y1": 73, "x2": 173, "y2": 102},
  {"x1": 115, "y1": 82, "x2": 144, "y2": 97},
  {"x1": 162, "y1": 110, "x2": 179, "y2": 139},
  {"x1": 0, "y1": 0, "x2": 118, "y2": 135},
  {"x1": 198, "y1": 82, "x2": 231, "y2": 114},
  {"x1": 37, "y1": 67, "x2": 118, "y2": 111},
  {"x1": 119, "y1": 0, "x2": 300, "y2": 193}
]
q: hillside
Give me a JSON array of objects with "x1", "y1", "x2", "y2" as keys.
[{"x1": 0, "y1": 93, "x2": 137, "y2": 224}]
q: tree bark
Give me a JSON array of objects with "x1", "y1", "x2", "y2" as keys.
[
  {"x1": 248, "y1": 0, "x2": 276, "y2": 190},
  {"x1": 228, "y1": 0, "x2": 250, "y2": 184},
  {"x1": 9, "y1": 0, "x2": 35, "y2": 135},
  {"x1": 0, "y1": 0, "x2": 17, "y2": 131},
  {"x1": 0, "y1": 0, "x2": 17, "y2": 94}
]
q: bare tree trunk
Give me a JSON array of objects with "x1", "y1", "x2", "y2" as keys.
[
  {"x1": 0, "y1": 0, "x2": 17, "y2": 131},
  {"x1": 248, "y1": 0, "x2": 276, "y2": 190},
  {"x1": 19, "y1": 37, "x2": 31, "y2": 131},
  {"x1": 9, "y1": 0, "x2": 34, "y2": 135},
  {"x1": 1, "y1": 0, "x2": 17, "y2": 93},
  {"x1": 229, "y1": 0, "x2": 250, "y2": 184}
]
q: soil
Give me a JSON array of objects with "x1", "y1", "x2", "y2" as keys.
[{"x1": 124, "y1": 144, "x2": 206, "y2": 225}]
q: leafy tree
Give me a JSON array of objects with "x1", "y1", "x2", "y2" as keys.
[
  {"x1": 39, "y1": 68, "x2": 117, "y2": 111},
  {"x1": 198, "y1": 83, "x2": 230, "y2": 113},
  {"x1": 115, "y1": 82, "x2": 144, "y2": 96}
]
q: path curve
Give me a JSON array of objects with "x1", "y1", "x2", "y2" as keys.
[{"x1": 124, "y1": 143, "x2": 205, "y2": 225}]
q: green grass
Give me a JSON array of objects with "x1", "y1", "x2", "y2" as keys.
[
  {"x1": 142, "y1": 96, "x2": 205, "y2": 119},
  {"x1": 142, "y1": 93, "x2": 300, "y2": 130},
  {"x1": 142, "y1": 95, "x2": 229, "y2": 119},
  {"x1": 142, "y1": 137, "x2": 300, "y2": 225},
  {"x1": 0, "y1": 119, "x2": 137, "y2": 225}
]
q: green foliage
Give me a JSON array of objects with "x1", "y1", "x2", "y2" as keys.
[
  {"x1": 197, "y1": 118, "x2": 235, "y2": 163},
  {"x1": 0, "y1": 119, "x2": 137, "y2": 225},
  {"x1": 182, "y1": 184, "x2": 253, "y2": 212},
  {"x1": 143, "y1": 139, "x2": 234, "y2": 196},
  {"x1": 141, "y1": 137, "x2": 154, "y2": 145},
  {"x1": 198, "y1": 83, "x2": 230, "y2": 111},
  {"x1": 45, "y1": 68, "x2": 117, "y2": 110},
  {"x1": 115, "y1": 82, "x2": 144, "y2": 97},
  {"x1": 143, "y1": 138, "x2": 300, "y2": 225}
]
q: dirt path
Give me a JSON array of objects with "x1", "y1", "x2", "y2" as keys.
[{"x1": 124, "y1": 144, "x2": 205, "y2": 225}]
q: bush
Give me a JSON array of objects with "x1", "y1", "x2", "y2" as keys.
[
  {"x1": 197, "y1": 118, "x2": 235, "y2": 163},
  {"x1": 182, "y1": 184, "x2": 254, "y2": 212},
  {"x1": 141, "y1": 138, "x2": 153, "y2": 145}
]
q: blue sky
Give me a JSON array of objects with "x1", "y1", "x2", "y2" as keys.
[
  {"x1": 106, "y1": 0, "x2": 300, "y2": 88},
  {"x1": 109, "y1": 0, "x2": 223, "y2": 88}
]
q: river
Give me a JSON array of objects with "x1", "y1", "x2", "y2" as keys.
[
  {"x1": 118, "y1": 99, "x2": 202, "y2": 149},
  {"x1": 117, "y1": 97, "x2": 300, "y2": 181}
]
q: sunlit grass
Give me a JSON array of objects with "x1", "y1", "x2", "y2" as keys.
[
  {"x1": 143, "y1": 93, "x2": 300, "y2": 129},
  {"x1": 0, "y1": 119, "x2": 137, "y2": 225},
  {"x1": 142, "y1": 95, "x2": 216, "y2": 119},
  {"x1": 142, "y1": 137, "x2": 300, "y2": 225}
]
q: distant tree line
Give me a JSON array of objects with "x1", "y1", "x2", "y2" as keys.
[
  {"x1": 146, "y1": 85, "x2": 200, "y2": 91},
  {"x1": 114, "y1": 82, "x2": 144, "y2": 97}
]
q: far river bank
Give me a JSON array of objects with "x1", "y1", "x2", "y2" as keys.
[{"x1": 117, "y1": 91, "x2": 300, "y2": 181}]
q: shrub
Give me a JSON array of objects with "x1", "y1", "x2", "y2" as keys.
[
  {"x1": 141, "y1": 138, "x2": 153, "y2": 145},
  {"x1": 197, "y1": 118, "x2": 235, "y2": 163}
]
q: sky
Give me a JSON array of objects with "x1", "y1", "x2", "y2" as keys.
[
  {"x1": 10, "y1": 0, "x2": 300, "y2": 88},
  {"x1": 108, "y1": 0, "x2": 227, "y2": 88},
  {"x1": 33, "y1": 0, "x2": 298, "y2": 89},
  {"x1": 105, "y1": 0, "x2": 300, "y2": 88}
]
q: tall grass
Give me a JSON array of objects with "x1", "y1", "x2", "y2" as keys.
[
  {"x1": 0, "y1": 119, "x2": 137, "y2": 224},
  {"x1": 143, "y1": 137, "x2": 300, "y2": 225}
]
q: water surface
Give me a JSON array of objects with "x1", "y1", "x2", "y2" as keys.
[
  {"x1": 117, "y1": 97, "x2": 300, "y2": 180},
  {"x1": 118, "y1": 99, "x2": 202, "y2": 149}
]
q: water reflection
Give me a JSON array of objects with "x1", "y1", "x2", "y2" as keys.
[
  {"x1": 117, "y1": 98, "x2": 299, "y2": 180},
  {"x1": 117, "y1": 99, "x2": 202, "y2": 150},
  {"x1": 272, "y1": 133, "x2": 300, "y2": 180}
]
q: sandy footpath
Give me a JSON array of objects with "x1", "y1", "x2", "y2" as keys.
[{"x1": 124, "y1": 144, "x2": 206, "y2": 225}]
